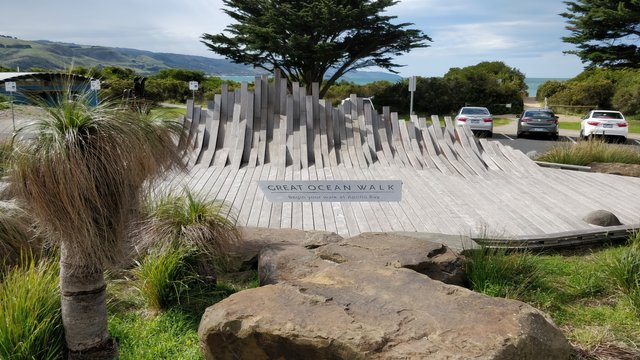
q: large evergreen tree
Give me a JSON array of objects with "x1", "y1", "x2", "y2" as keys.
[
  {"x1": 561, "y1": 0, "x2": 640, "y2": 68},
  {"x1": 202, "y1": 0, "x2": 430, "y2": 97}
]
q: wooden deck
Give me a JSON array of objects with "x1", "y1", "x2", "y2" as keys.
[{"x1": 160, "y1": 73, "x2": 640, "y2": 242}]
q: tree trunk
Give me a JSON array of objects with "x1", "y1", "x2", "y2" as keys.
[{"x1": 60, "y1": 243, "x2": 118, "y2": 359}]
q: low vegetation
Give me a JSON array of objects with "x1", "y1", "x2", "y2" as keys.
[
  {"x1": 464, "y1": 235, "x2": 640, "y2": 357},
  {"x1": 535, "y1": 138, "x2": 640, "y2": 166},
  {"x1": 0, "y1": 256, "x2": 63, "y2": 360}
]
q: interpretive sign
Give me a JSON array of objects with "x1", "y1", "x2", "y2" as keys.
[{"x1": 258, "y1": 180, "x2": 402, "y2": 202}]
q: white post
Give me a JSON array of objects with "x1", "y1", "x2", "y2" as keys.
[{"x1": 5, "y1": 81, "x2": 17, "y2": 133}]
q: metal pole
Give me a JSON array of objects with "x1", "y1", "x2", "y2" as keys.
[
  {"x1": 410, "y1": 91, "x2": 414, "y2": 115},
  {"x1": 10, "y1": 93, "x2": 15, "y2": 133}
]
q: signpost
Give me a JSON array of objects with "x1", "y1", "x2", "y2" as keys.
[
  {"x1": 408, "y1": 76, "x2": 416, "y2": 115},
  {"x1": 90, "y1": 79, "x2": 101, "y2": 107},
  {"x1": 4, "y1": 81, "x2": 17, "y2": 133},
  {"x1": 188, "y1": 81, "x2": 199, "y2": 101}
]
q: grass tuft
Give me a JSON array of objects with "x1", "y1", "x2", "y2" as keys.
[
  {"x1": 536, "y1": 138, "x2": 640, "y2": 166},
  {"x1": 0, "y1": 255, "x2": 63, "y2": 360},
  {"x1": 463, "y1": 247, "x2": 543, "y2": 300}
]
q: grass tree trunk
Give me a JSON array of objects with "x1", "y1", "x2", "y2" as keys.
[{"x1": 60, "y1": 243, "x2": 117, "y2": 359}]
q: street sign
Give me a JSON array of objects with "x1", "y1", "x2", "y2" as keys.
[
  {"x1": 188, "y1": 81, "x2": 199, "y2": 91},
  {"x1": 408, "y1": 76, "x2": 416, "y2": 92},
  {"x1": 90, "y1": 79, "x2": 101, "y2": 90},
  {"x1": 5, "y1": 81, "x2": 16, "y2": 92},
  {"x1": 408, "y1": 76, "x2": 416, "y2": 114}
]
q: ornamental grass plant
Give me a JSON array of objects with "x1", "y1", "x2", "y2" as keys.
[
  {"x1": 536, "y1": 138, "x2": 640, "y2": 166},
  {"x1": 0, "y1": 256, "x2": 63, "y2": 360}
]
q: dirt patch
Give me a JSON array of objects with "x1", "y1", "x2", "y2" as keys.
[{"x1": 589, "y1": 162, "x2": 640, "y2": 177}]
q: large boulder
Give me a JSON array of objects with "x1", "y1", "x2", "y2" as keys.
[
  {"x1": 199, "y1": 261, "x2": 572, "y2": 359},
  {"x1": 200, "y1": 229, "x2": 572, "y2": 359}
]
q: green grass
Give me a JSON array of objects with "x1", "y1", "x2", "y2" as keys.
[
  {"x1": 558, "y1": 119, "x2": 640, "y2": 133},
  {"x1": 464, "y1": 247, "x2": 544, "y2": 300},
  {"x1": 535, "y1": 138, "x2": 640, "y2": 166},
  {"x1": 108, "y1": 310, "x2": 202, "y2": 360},
  {"x1": 558, "y1": 122, "x2": 581, "y2": 131},
  {"x1": 465, "y1": 240, "x2": 640, "y2": 354},
  {"x1": 0, "y1": 256, "x2": 64, "y2": 360},
  {"x1": 133, "y1": 245, "x2": 196, "y2": 313}
]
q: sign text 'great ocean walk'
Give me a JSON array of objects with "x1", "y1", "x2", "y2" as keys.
[{"x1": 258, "y1": 180, "x2": 403, "y2": 202}]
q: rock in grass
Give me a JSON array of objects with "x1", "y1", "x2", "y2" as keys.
[{"x1": 200, "y1": 231, "x2": 572, "y2": 360}]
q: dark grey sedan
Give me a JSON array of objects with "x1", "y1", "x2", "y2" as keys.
[{"x1": 516, "y1": 109, "x2": 559, "y2": 140}]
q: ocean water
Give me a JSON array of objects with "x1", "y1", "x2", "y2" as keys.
[{"x1": 525, "y1": 78, "x2": 569, "y2": 97}]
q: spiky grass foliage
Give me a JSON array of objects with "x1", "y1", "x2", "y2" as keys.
[
  {"x1": 0, "y1": 200, "x2": 39, "y2": 269},
  {"x1": 604, "y1": 232, "x2": 640, "y2": 313},
  {"x1": 8, "y1": 84, "x2": 186, "y2": 272},
  {"x1": 0, "y1": 256, "x2": 63, "y2": 360},
  {"x1": 137, "y1": 189, "x2": 241, "y2": 274},
  {"x1": 133, "y1": 244, "x2": 195, "y2": 312},
  {"x1": 536, "y1": 138, "x2": 640, "y2": 166},
  {"x1": 464, "y1": 247, "x2": 543, "y2": 300}
]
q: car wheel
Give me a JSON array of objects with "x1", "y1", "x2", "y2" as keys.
[
  {"x1": 579, "y1": 129, "x2": 585, "y2": 140},
  {"x1": 551, "y1": 133, "x2": 559, "y2": 141},
  {"x1": 486, "y1": 131, "x2": 493, "y2": 138}
]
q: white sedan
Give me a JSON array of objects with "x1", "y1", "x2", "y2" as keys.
[
  {"x1": 454, "y1": 106, "x2": 493, "y2": 137},
  {"x1": 580, "y1": 110, "x2": 628, "y2": 142}
]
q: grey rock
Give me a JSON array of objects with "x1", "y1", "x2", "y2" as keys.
[{"x1": 583, "y1": 210, "x2": 623, "y2": 226}]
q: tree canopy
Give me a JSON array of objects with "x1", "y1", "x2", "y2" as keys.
[
  {"x1": 201, "y1": 0, "x2": 430, "y2": 96},
  {"x1": 561, "y1": 0, "x2": 640, "y2": 68}
]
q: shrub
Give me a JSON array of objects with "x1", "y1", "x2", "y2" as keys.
[
  {"x1": 0, "y1": 256, "x2": 63, "y2": 360},
  {"x1": 535, "y1": 139, "x2": 640, "y2": 166},
  {"x1": 536, "y1": 80, "x2": 567, "y2": 101},
  {"x1": 464, "y1": 247, "x2": 543, "y2": 300},
  {"x1": 604, "y1": 232, "x2": 640, "y2": 314},
  {"x1": 136, "y1": 189, "x2": 241, "y2": 275},
  {"x1": 0, "y1": 201, "x2": 40, "y2": 269},
  {"x1": 612, "y1": 82, "x2": 640, "y2": 115},
  {"x1": 132, "y1": 244, "x2": 196, "y2": 312}
]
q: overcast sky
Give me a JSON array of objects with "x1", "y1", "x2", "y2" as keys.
[{"x1": 1, "y1": 0, "x2": 585, "y2": 78}]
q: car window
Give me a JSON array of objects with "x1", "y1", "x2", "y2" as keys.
[
  {"x1": 525, "y1": 111, "x2": 554, "y2": 118},
  {"x1": 461, "y1": 108, "x2": 489, "y2": 115},
  {"x1": 593, "y1": 112, "x2": 623, "y2": 119}
]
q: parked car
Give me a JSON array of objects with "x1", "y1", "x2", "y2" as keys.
[
  {"x1": 454, "y1": 106, "x2": 493, "y2": 137},
  {"x1": 580, "y1": 110, "x2": 628, "y2": 142},
  {"x1": 341, "y1": 97, "x2": 375, "y2": 112},
  {"x1": 516, "y1": 108, "x2": 559, "y2": 140}
]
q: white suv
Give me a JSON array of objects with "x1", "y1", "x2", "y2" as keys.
[{"x1": 580, "y1": 110, "x2": 628, "y2": 142}]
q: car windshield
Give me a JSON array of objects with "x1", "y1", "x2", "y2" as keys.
[
  {"x1": 461, "y1": 108, "x2": 489, "y2": 115},
  {"x1": 525, "y1": 111, "x2": 554, "y2": 118},
  {"x1": 592, "y1": 112, "x2": 623, "y2": 119}
]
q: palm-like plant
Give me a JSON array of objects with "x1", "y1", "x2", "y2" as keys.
[{"x1": 8, "y1": 84, "x2": 185, "y2": 358}]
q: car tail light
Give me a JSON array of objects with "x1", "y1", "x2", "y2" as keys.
[
  {"x1": 521, "y1": 117, "x2": 531, "y2": 123},
  {"x1": 457, "y1": 117, "x2": 467, "y2": 122},
  {"x1": 587, "y1": 120, "x2": 600, "y2": 126},
  {"x1": 483, "y1": 118, "x2": 493, "y2": 122},
  {"x1": 618, "y1": 122, "x2": 628, "y2": 127}
]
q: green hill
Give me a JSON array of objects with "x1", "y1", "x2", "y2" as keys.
[
  {"x1": 0, "y1": 36, "x2": 257, "y2": 75},
  {"x1": 0, "y1": 35, "x2": 402, "y2": 82}
]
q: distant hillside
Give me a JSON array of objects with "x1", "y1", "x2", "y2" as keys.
[
  {"x1": 0, "y1": 36, "x2": 402, "y2": 83},
  {"x1": 0, "y1": 36, "x2": 256, "y2": 75}
]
